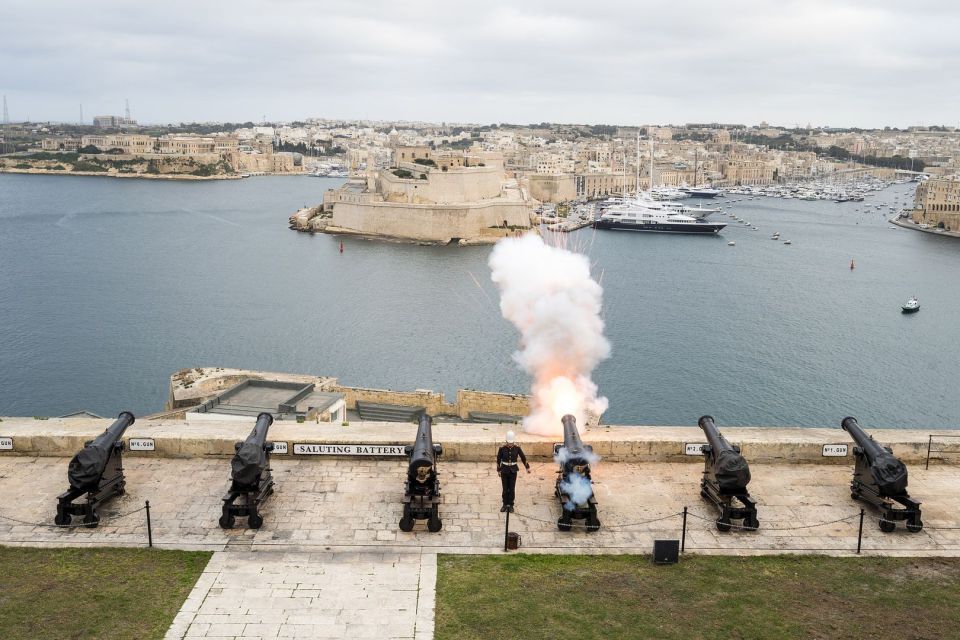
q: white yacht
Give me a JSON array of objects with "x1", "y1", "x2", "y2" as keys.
[{"x1": 594, "y1": 200, "x2": 726, "y2": 234}]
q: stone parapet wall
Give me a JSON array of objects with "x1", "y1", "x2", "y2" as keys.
[{"x1": 1, "y1": 417, "x2": 957, "y2": 465}]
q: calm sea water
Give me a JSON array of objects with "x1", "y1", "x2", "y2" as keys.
[{"x1": 0, "y1": 174, "x2": 956, "y2": 428}]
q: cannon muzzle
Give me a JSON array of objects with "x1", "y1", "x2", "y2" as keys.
[
  {"x1": 407, "y1": 415, "x2": 441, "y2": 481},
  {"x1": 698, "y1": 415, "x2": 751, "y2": 494},
  {"x1": 559, "y1": 414, "x2": 592, "y2": 469},
  {"x1": 841, "y1": 416, "x2": 908, "y2": 496},
  {"x1": 67, "y1": 411, "x2": 135, "y2": 491},
  {"x1": 230, "y1": 412, "x2": 274, "y2": 489}
]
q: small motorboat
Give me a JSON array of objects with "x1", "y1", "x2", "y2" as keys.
[
  {"x1": 902, "y1": 297, "x2": 920, "y2": 314},
  {"x1": 783, "y1": 240, "x2": 792, "y2": 245},
  {"x1": 728, "y1": 241, "x2": 736, "y2": 246}
]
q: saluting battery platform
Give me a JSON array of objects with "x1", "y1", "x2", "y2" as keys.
[
  {"x1": 554, "y1": 415, "x2": 600, "y2": 532},
  {"x1": 55, "y1": 411, "x2": 135, "y2": 527},
  {"x1": 399, "y1": 415, "x2": 443, "y2": 532},
  {"x1": 697, "y1": 415, "x2": 759, "y2": 532},
  {"x1": 842, "y1": 416, "x2": 923, "y2": 533},
  {"x1": 219, "y1": 412, "x2": 276, "y2": 529}
]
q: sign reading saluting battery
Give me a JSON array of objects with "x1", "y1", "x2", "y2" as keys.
[{"x1": 293, "y1": 443, "x2": 406, "y2": 456}]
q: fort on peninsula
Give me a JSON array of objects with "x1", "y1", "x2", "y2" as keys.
[{"x1": 290, "y1": 143, "x2": 536, "y2": 244}]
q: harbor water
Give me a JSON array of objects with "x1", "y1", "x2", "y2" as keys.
[{"x1": 0, "y1": 173, "x2": 956, "y2": 428}]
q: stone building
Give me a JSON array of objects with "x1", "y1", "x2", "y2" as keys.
[
  {"x1": 912, "y1": 176, "x2": 960, "y2": 231},
  {"x1": 317, "y1": 151, "x2": 534, "y2": 244},
  {"x1": 157, "y1": 135, "x2": 216, "y2": 155}
]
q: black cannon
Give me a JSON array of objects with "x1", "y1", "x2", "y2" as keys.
[
  {"x1": 842, "y1": 416, "x2": 922, "y2": 533},
  {"x1": 698, "y1": 415, "x2": 758, "y2": 532},
  {"x1": 554, "y1": 415, "x2": 600, "y2": 532},
  {"x1": 55, "y1": 411, "x2": 135, "y2": 527},
  {"x1": 399, "y1": 415, "x2": 443, "y2": 532},
  {"x1": 219, "y1": 412, "x2": 276, "y2": 529}
]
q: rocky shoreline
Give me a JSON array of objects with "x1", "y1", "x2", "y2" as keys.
[{"x1": 0, "y1": 167, "x2": 243, "y2": 181}]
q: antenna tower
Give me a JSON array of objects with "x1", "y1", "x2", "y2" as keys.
[
  {"x1": 80, "y1": 103, "x2": 84, "y2": 125},
  {"x1": 125, "y1": 98, "x2": 131, "y2": 121},
  {"x1": 2, "y1": 95, "x2": 9, "y2": 125}
]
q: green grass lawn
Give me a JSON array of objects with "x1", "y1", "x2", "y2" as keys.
[
  {"x1": 437, "y1": 554, "x2": 960, "y2": 640},
  {"x1": 0, "y1": 546, "x2": 211, "y2": 640}
]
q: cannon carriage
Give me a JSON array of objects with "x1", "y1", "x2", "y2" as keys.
[
  {"x1": 697, "y1": 415, "x2": 758, "y2": 532},
  {"x1": 55, "y1": 411, "x2": 135, "y2": 527},
  {"x1": 842, "y1": 416, "x2": 922, "y2": 533},
  {"x1": 219, "y1": 412, "x2": 276, "y2": 529},
  {"x1": 399, "y1": 415, "x2": 443, "y2": 532},
  {"x1": 554, "y1": 415, "x2": 600, "y2": 532}
]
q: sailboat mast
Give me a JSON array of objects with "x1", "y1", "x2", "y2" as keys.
[
  {"x1": 649, "y1": 134, "x2": 655, "y2": 194},
  {"x1": 635, "y1": 130, "x2": 640, "y2": 197}
]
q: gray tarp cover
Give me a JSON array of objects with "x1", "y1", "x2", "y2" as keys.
[
  {"x1": 68, "y1": 446, "x2": 110, "y2": 491},
  {"x1": 714, "y1": 449, "x2": 751, "y2": 494},
  {"x1": 231, "y1": 442, "x2": 266, "y2": 489}
]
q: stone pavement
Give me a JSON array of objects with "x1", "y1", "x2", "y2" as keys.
[
  {"x1": 2, "y1": 456, "x2": 960, "y2": 639},
  {"x1": 1, "y1": 456, "x2": 960, "y2": 555},
  {"x1": 163, "y1": 550, "x2": 435, "y2": 639}
]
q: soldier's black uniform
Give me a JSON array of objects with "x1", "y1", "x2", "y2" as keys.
[{"x1": 497, "y1": 444, "x2": 530, "y2": 510}]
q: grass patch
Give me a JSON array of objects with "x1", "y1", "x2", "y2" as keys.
[
  {"x1": 436, "y1": 554, "x2": 960, "y2": 639},
  {"x1": 0, "y1": 546, "x2": 211, "y2": 640}
]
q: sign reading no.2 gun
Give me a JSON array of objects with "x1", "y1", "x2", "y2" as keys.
[
  {"x1": 684, "y1": 443, "x2": 708, "y2": 456},
  {"x1": 293, "y1": 443, "x2": 406, "y2": 456}
]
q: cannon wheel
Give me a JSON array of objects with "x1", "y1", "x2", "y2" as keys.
[
  {"x1": 219, "y1": 513, "x2": 235, "y2": 529},
  {"x1": 248, "y1": 513, "x2": 264, "y2": 529},
  {"x1": 851, "y1": 492, "x2": 860, "y2": 501},
  {"x1": 586, "y1": 515, "x2": 601, "y2": 533},
  {"x1": 427, "y1": 506, "x2": 442, "y2": 533},
  {"x1": 399, "y1": 504, "x2": 414, "y2": 532},
  {"x1": 906, "y1": 517, "x2": 923, "y2": 533},
  {"x1": 115, "y1": 481, "x2": 126, "y2": 497},
  {"x1": 83, "y1": 511, "x2": 100, "y2": 528},
  {"x1": 54, "y1": 511, "x2": 72, "y2": 526},
  {"x1": 716, "y1": 516, "x2": 732, "y2": 532},
  {"x1": 879, "y1": 518, "x2": 896, "y2": 533},
  {"x1": 742, "y1": 514, "x2": 760, "y2": 531},
  {"x1": 557, "y1": 515, "x2": 572, "y2": 532}
]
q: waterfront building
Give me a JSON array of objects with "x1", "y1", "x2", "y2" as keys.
[
  {"x1": 157, "y1": 135, "x2": 216, "y2": 155},
  {"x1": 92, "y1": 115, "x2": 137, "y2": 128},
  {"x1": 315, "y1": 150, "x2": 534, "y2": 244},
  {"x1": 912, "y1": 175, "x2": 960, "y2": 231}
]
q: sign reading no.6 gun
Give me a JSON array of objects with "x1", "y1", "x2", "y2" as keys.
[{"x1": 293, "y1": 443, "x2": 406, "y2": 456}]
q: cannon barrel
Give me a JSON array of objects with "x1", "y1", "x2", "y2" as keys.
[
  {"x1": 698, "y1": 415, "x2": 751, "y2": 494},
  {"x1": 841, "y1": 416, "x2": 908, "y2": 496},
  {"x1": 408, "y1": 415, "x2": 437, "y2": 474},
  {"x1": 560, "y1": 414, "x2": 591, "y2": 467},
  {"x1": 230, "y1": 412, "x2": 274, "y2": 489},
  {"x1": 67, "y1": 412, "x2": 135, "y2": 491},
  {"x1": 698, "y1": 415, "x2": 732, "y2": 455}
]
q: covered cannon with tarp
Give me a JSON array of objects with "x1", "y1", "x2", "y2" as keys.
[
  {"x1": 55, "y1": 411, "x2": 135, "y2": 527},
  {"x1": 399, "y1": 415, "x2": 443, "y2": 532},
  {"x1": 219, "y1": 412, "x2": 276, "y2": 529},
  {"x1": 554, "y1": 415, "x2": 600, "y2": 532},
  {"x1": 698, "y1": 415, "x2": 758, "y2": 532},
  {"x1": 842, "y1": 416, "x2": 922, "y2": 533}
]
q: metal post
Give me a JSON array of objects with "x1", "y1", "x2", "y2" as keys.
[
  {"x1": 856, "y1": 508, "x2": 864, "y2": 554},
  {"x1": 503, "y1": 510, "x2": 510, "y2": 552},
  {"x1": 926, "y1": 435, "x2": 932, "y2": 470},
  {"x1": 681, "y1": 506, "x2": 688, "y2": 553},
  {"x1": 145, "y1": 500, "x2": 153, "y2": 548}
]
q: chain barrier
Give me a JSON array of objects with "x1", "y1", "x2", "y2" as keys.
[
  {"x1": 0, "y1": 505, "x2": 146, "y2": 529},
  {"x1": 685, "y1": 510, "x2": 862, "y2": 532},
  {"x1": 511, "y1": 510, "x2": 683, "y2": 530}
]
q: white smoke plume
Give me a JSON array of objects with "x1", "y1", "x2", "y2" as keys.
[
  {"x1": 489, "y1": 234, "x2": 610, "y2": 436},
  {"x1": 559, "y1": 472, "x2": 594, "y2": 510}
]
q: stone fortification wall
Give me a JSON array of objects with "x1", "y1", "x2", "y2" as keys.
[
  {"x1": 454, "y1": 389, "x2": 529, "y2": 420},
  {"x1": 333, "y1": 386, "x2": 530, "y2": 420},
  {"x1": 1, "y1": 417, "x2": 957, "y2": 464},
  {"x1": 167, "y1": 367, "x2": 337, "y2": 410},
  {"x1": 380, "y1": 165, "x2": 503, "y2": 204},
  {"x1": 327, "y1": 199, "x2": 531, "y2": 244}
]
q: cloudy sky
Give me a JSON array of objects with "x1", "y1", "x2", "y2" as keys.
[{"x1": 2, "y1": 0, "x2": 958, "y2": 127}]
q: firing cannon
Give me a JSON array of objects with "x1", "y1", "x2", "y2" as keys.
[
  {"x1": 554, "y1": 415, "x2": 600, "y2": 532},
  {"x1": 697, "y1": 416, "x2": 758, "y2": 532},
  {"x1": 399, "y1": 415, "x2": 443, "y2": 532},
  {"x1": 219, "y1": 412, "x2": 276, "y2": 529},
  {"x1": 842, "y1": 416, "x2": 922, "y2": 533},
  {"x1": 55, "y1": 411, "x2": 135, "y2": 527}
]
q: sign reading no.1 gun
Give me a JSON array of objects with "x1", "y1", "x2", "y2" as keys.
[{"x1": 293, "y1": 443, "x2": 406, "y2": 456}]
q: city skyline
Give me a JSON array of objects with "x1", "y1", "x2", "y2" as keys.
[{"x1": 2, "y1": 0, "x2": 959, "y2": 128}]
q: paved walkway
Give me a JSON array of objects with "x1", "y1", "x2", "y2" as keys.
[
  {"x1": 1, "y1": 456, "x2": 959, "y2": 555},
  {"x1": 164, "y1": 550, "x2": 434, "y2": 639}
]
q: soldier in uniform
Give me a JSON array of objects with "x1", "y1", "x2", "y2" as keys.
[{"x1": 497, "y1": 430, "x2": 530, "y2": 512}]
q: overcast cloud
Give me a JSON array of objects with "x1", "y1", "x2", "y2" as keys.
[{"x1": 2, "y1": 0, "x2": 958, "y2": 127}]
